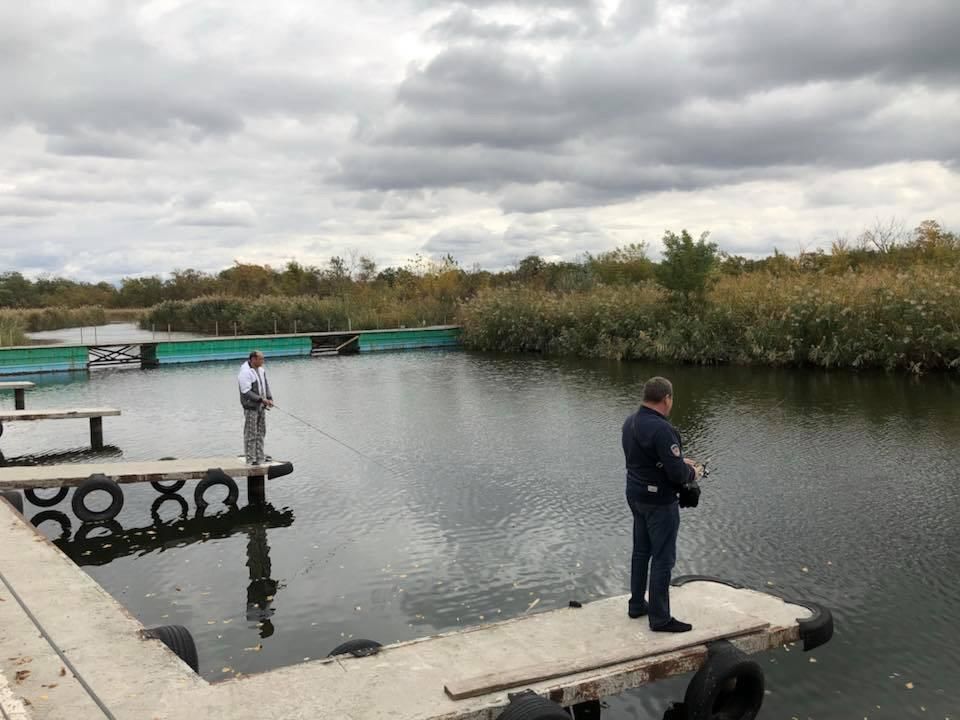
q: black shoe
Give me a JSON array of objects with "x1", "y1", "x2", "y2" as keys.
[
  {"x1": 651, "y1": 618, "x2": 692, "y2": 633},
  {"x1": 263, "y1": 455, "x2": 273, "y2": 462},
  {"x1": 628, "y1": 607, "x2": 648, "y2": 619}
]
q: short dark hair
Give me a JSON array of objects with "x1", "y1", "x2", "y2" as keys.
[
  {"x1": 642, "y1": 376, "x2": 673, "y2": 403},
  {"x1": 248, "y1": 350, "x2": 262, "y2": 361}
]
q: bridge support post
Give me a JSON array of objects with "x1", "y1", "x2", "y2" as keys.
[
  {"x1": 89, "y1": 417, "x2": 103, "y2": 450},
  {"x1": 248, "y1": 474, "x2": 266, "y2": 505}
]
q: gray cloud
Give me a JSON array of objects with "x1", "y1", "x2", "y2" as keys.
[{"x1": 1, "y1": 0, "x2": 958, "y2": 280}]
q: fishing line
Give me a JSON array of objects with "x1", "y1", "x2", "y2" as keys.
[
  {"x1": 269, "y1": 404, "x2": 411, "y2": 581},
  {"x1": 270, "y1": 404, "x2": 405, "y2": 479}
]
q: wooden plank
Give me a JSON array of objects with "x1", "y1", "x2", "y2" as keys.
[
  {"x1": 0, "y1": 457, "x2": 286, "y2": 490},
  {"x1": 0, "y1": 408, "x2": 121, "y2": 421},
  {"x1": 443, "y1": 615, "x2": 769, "y2": 700},
  {"x1": 0, "y1": 382, "x2": 35, "y2": 390}
]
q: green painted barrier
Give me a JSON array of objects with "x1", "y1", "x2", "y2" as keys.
[
  {"x1": 358, "y1": 328, "x2": 461, "y2": 353},
  {"x1": 146, "y1": 336, "x2": 312, "y2": 365},
  {"x1": 0, "y1": 345, "x2": 88, "y2": 376}
]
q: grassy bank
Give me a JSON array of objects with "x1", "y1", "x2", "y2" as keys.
[
  {"x1": 459, "y1": 268, "x2": 960, "y2": 373},
  {"x1": 0, "y1": 306, "x2": 108, "y2": 345},
  {"x1": 0, "y1": 314, "x2": 28, "y2": 347},
  {"x1": 140, "y1": 295, "x2": 455, "y2": 335}
]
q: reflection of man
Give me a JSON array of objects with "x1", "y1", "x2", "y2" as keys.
[
  {"x1": 238, "y1": 351, "x2": 273, "y2": 465},
  {"x1": 621, "y1": 376, "x2": 703, "y2": 632}
]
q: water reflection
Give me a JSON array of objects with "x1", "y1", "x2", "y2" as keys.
[{"x1": 35, "y1": 499, "x2": 293, "y2": 641}]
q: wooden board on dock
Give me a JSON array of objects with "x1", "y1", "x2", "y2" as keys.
[
  {"x1": 0, "y1": 407, "x2": 120, "y2": 422},
  {"x1": 0, "y1": 456, "x2": 284, "y2": 490},
  {"x1": 443, "y1": 612, "x2": 768, "y2": 699}
]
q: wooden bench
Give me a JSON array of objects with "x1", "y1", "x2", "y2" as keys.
[
  {"x1": 0, "y1": 407, "x2": 121, "y2": 449},
  {"x1": 0, "y1": 381, "x2": 34, "y2": 410}
]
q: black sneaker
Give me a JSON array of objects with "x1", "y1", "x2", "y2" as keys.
[
  {"x1": 628, "y1": 607, "x2": 648, "y2": 619},
  {"x1": 651, "y1": 618, "x2": 692, "y2": 633}
]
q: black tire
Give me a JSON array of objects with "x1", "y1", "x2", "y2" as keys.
[
  {"x1": 144, "y1": 625, "x2": 200, "y2": 673},
  {"x1": 327, "y1": 639, "x2": 382, "y2": 658},
  {"x1": 684, "y1": 641, "x2": 764, "y2": 720},
  {"x1": 30, "y1": 510, "x2": 72, "y2": 541},
  {"x1": 72, "y1": 474, "x2": 124, "y2": 523},
  {"x1": 267, "y1": 461, "x2": 293, "y2": 479},
  {"x1": 497, "y1": 691, "x2": 570, "y2": 720},
  {"x1": 25, "y1": 486, "x2": 69, "y2": 507},
  {"x1": 1, "y1": 490, "x2": 23, "y2": 514},
  {"x1": 194, "y1": 469, "x2": 239, "y2": 508},
  {"x1": 151, "y1": 479, "x2": 186, "y2": 494},
  {"x1": 151, "y1": 494, "x2": 189, "y2": 525},
  {"x1": 151, "y1": 457, "x2": 185, "y2": 494},
  {"x1": 75, "y1": 519, "x2": 123, "y2": 543}
]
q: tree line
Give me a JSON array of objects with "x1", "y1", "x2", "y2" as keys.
[{"x1": 1, "y1": 219, "x2": 955, "y2": 311}]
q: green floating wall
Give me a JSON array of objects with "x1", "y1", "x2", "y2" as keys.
[
  {"x1": 358, "y1": 327, "x2": 461, "y2": 353},
  {"x1": 0, "y1": 345, "x2": 89, "y2": 376},
  {"x1": 146, "y1": 336, "x2": 312, "y2": 365}
]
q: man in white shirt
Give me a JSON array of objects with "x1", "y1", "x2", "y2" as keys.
[{"x1": 238, "y1": 350, "x2": 274, "y2": 464}]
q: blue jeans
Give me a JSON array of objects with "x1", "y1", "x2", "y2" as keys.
[{"x1": 627, "y1": 496, "x2": 680, "y2": 628}]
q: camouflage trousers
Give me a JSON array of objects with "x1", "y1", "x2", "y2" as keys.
[{"x1": 243, "y1": 407, "x2": 266, "y2": 464}]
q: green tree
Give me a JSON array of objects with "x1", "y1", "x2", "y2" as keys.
[{"x1": 655, "y1": 230, "x2": 719, "y2": 301}]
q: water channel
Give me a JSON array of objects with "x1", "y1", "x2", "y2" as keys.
[{"x1": 4, "y1": 324, "x2": 958, "y2": 718}]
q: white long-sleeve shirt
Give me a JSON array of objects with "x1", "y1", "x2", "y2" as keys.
[{"x1": 238, "y1": 361, "x2": 271, "y2": 408}]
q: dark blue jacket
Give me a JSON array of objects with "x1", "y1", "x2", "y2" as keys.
[{"x1": 622, "y1": 406, "x2": 695, "y2": 505}]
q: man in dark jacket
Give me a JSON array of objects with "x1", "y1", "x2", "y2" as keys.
[
  {"x1": 238, "y1": 350, "x2": 274, "y2": 465},
  {"x1": 622, "y1": 376, "x2": 702, "y2": 632}
]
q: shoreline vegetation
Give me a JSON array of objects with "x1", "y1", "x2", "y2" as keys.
[{"x1": 1, "y1": 219, "x2": 958, "y2": 373}]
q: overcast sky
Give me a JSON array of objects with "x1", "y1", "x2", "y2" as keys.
[{"x1": 2, "y1": 0, "x2": 958, "y2": 281}]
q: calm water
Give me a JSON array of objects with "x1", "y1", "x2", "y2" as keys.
[{"x1": 4, "y1": 330, "x2": 959, "y2": 719}]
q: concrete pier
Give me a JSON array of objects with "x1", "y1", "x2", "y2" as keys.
[
  {"x1": 0, "y1": 381, "x2": 34, "y2": 410},
  {"x1": 0, "y1": 408, "x2": 120, "y2": 449},
  {"x1": 0, "y1": 494, "x2": 828, "y2": 720}
]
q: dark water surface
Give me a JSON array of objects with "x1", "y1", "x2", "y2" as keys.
[{"x1": 4, "y1": 339, "x2": 958, "y2": 719}]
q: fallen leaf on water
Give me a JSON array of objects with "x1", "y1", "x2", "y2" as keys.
[
  {"x1": 809, "y1": 657, "x2": 817, "y2": 663},
  {"x1": 525, "y1": 598, "x2": 540, "y2": 613},
  {"x1": 801, "y1": 567, "x2": 809, "y2": 573},
  {"x1": 244, "y1": 644, "x2": 263, "y2": 652},
  {"x1": 905, "y1": 682, "x2": 914, "y2": 689},
  {"x1": 221, "y1": 667, "x2": 232, "y2": 673}
]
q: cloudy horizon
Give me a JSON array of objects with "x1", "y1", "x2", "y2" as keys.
[{"x1": 1, "y1": 0, "x2": 958, "y2": 282}]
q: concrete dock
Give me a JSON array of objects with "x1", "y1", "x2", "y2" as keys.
[
  {"x1": 0, "y1": 381, "x2": 34, "y2": 410},
  {"x1": 0, "y1": 456, "x2": 287, "y2": 491},
  {"x1": 0, "y1": 408, "x2": 120, "y2": 449},
  {"x1": 0, "y1": 494, "x2": 829, "y2": 720}
]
